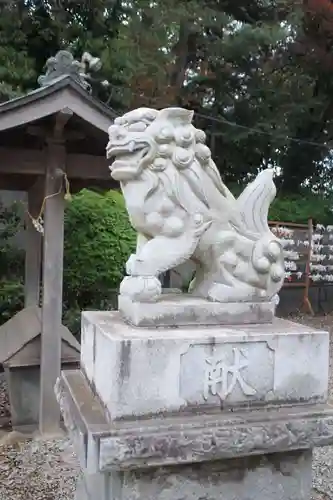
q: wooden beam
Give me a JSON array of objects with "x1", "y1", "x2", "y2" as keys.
[
  {"x1": 0, "y1": 175, "x2": 37, "y2": 191},
  {"x1": 54, "y1": 108, "x2": 73, "y2": 140},
  {"x1": 0, "y1": 148, "x2": 43, "y2": 175},
  {"x1": 39, "y1": 138, "x2": 66, "y2": 435},
  {"x1": 24, "y1": 179, "x2": 43, "y2": 308},
  {"x1": 0, "y1": 147, "x2": 110, "y2": 180},
  {"x1": 302, "y1": 218, "x2": 315, "y2": 316},
  {"x1": 67, "y1": 153, "x2": 110, "y2": 179}
]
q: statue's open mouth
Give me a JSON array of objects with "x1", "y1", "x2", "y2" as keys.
[
  {"x1": 107, "y1": 142, "x2": 149, "y2": 180},
  {"x1": 107, "y1": 141, "x2": 148, "y2": 159}
]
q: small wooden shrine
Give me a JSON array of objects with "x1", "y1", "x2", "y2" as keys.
[{"x1": 0, "y1": 50, "x2": 116, "y2": 433}]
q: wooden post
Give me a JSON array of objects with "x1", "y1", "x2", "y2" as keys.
[
  {"x1": 303, "y1": 218, "x2": 314, "y2": 315},
  {"x1": 24, "y1": 184, "x2": 42, "y2": 308},
  {"x1": 39, "y1": 138, "x2": 66, "y2": 434}
]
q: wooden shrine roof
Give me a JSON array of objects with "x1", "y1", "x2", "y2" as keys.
[
  {"x1": 0, "y1": 75, "x2": 115, "y2": 133},
  {"x1": 0, "y1": 306, "x2": 80, "y2": 366},
  {"x1": 0, "y1": 76, "x2": 117, "y2": 191}
]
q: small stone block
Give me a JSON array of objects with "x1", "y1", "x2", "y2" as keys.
[{"x1": 118, "y1": 293, "x2": 275, "y2": 327}]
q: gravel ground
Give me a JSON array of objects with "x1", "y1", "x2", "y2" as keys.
[
  {"x1": 0, "y1": 437, "x2": 79, "y2": 500},
  {"x1": 0, "y1": 314, "x2": 332, "y2": 499}
]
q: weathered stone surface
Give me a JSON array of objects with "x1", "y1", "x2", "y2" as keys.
[
  {"x1": 107, "y1": 107, "x2": 285, "y2": 305},
  {"x1": 56, "y1": 370, "x2": 333, "y2": 472},
  {"x1": 118, "y1": 294, "x2": 275, "y2": 327},
  {"x1": 81, "y1": 311, "x2": 329, "y2": 420},
  {"x1": 99, "y1": 405, "x2": 333, "y2": 471},
  {"x1": 73, "y1": 451, "x2": 314, "y2": 500},
  {"x1": 55, "y1": 376, "x2": 87, "y2": 469},
  {"x1": 116, "y1": 451, "x2": 312, "y2": 500}
]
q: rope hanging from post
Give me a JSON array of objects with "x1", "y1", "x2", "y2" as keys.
[{"x1": 26, "y1": 172, "x2": 71, "y2": 234}]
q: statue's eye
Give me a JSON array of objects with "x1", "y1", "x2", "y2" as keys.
[{"x1": 128, "y1": 122, "x2": 147, "y2": 132}]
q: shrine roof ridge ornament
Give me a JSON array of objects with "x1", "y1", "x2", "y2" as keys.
[
  {"x1": 38, "y1": 50, "x2": 104, "y2": 93},
  {"x1": 0, "y1": 49, "x2": 117, "y2": 136}
]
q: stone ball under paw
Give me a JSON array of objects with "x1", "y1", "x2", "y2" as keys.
[{"x1": 119, "y1": 275, "x2": 162, "y2": 302}]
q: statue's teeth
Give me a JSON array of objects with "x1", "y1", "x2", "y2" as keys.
[{"x1": 129, "y1": 141, "x2": 135, "y2": 152}]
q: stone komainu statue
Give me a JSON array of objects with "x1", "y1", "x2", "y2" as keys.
[{"x1": 107, "y1": 107, "x2": 284, "y2": 304}]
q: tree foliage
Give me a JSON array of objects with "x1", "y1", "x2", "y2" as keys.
[
  {"x1": 1, "y1": 0, "x2": 333, "y2": 191},
  {"x1": 269, "y1": 191, "x2": 333, "y2": 224},
  {"x1": 0, "y1": 201, "x2": 24, "y2": 324}
]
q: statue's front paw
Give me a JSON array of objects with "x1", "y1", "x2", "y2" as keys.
[{"x1": 119, "y1": 276, "x2": 162, "y2": 302}]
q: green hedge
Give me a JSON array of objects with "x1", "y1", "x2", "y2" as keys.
[
  {"x1": 63, "y1": 189, "x2": 136, "y2": 332},
  {"x1": 0, "y1": 189, "x2": 136, "y2": 333}
]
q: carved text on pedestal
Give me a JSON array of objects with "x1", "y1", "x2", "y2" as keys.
[
  {"x1": 179, "y1": 341, "x2": 275, "y2": 406},
  {"x1": 204, "y1": 348, "x2": 256, "y2": 401}
]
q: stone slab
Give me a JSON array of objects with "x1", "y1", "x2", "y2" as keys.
[
  {"x1": 110, "y1": 451, "x2": 313, "y2": 500},
  {"x1": 118, "y1": 293, "x2": 275, "y2": 327},
  {"x1": 75, "y1": 452, "x2": 314, "y2": 500},
  {"x1": 56, "y1": 370, "x2": 333, "y2": 471},
  {"x1": 80, "y1": 312, "x2": 329, "y2": 420}
]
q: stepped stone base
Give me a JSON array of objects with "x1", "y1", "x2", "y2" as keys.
[
  {"x1": 56, "y1": 370, "x2": 332, "y2": 500},
  {"x1": 56, "y1": 310, "x2": 333, "y2": 500}
]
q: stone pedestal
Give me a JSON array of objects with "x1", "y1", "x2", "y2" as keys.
[{"x1": 56, "y1": 311, "x2": 333, "y2": 500}]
